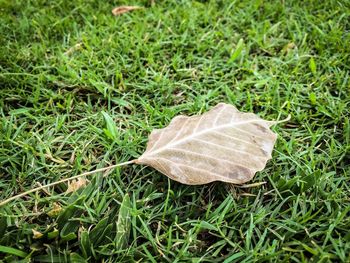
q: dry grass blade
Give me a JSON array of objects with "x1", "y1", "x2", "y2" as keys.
[
  {"x1": 65, "y1": 177, "x2": 89, "y2": 194},
  {"x1": 32, "y1": 229, "x2": 43, "y2": 239},
  {"x1": 64, "y1": 42, "x2": 83, "y2": 56},
  {"x1": 137, "y1": 103, "x2": 287, "y2": 185},
  {"x1": 112, "y1": 6, "x2": 142, "y2": 16},
  {"x1": 237, "y1": 181, "x2": 267, "y2": 188}
]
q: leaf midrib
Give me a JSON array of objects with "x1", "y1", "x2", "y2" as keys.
[{"x1": 143, "y1": 118, "x2": 268, "y2": 157}]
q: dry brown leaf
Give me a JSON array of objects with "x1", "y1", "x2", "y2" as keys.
[
  {"x1": 66, "y1": 177, "x2": 88, "y2": 193},
  {"x1": 112, "y1": 5, "x2": 142, "y2": 16},
  {"x1": 136, "y1": 103, "x2": 287, "y2": 185},
  {"x1": 0, "y1": 103, "x2": 290, "y2": 207}
]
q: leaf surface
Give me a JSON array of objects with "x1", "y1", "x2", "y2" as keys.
[{"x1": 137, "y1": 103, "x2": 281, "y2": 185}]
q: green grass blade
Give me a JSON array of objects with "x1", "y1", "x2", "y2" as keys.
[
  {"x1": 115, "y1": 194, "x2": 131, "y2": 251},
  {"x1": 0, "y1": 245, "x2": 28, "y2": 258},
  {"x1": 102, "y1": 111, "x2": 118, "y2": 141},
  {"x1": 229, "y1": 38, "x2": 244, "y2": 62}
]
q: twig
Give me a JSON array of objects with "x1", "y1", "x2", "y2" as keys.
[{"x1": 0, "y1": 159, "x2": 137, "y2": 207}]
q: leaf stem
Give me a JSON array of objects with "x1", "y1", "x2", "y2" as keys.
[{"x1": 0, "y1": 159, "x2": 137, "y2": 207}]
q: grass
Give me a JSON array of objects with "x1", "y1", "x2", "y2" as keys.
[{"x1": 0, "y1": 0, "x2": 349, "y2": 262}]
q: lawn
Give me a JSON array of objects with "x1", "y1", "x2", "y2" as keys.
[{"x1": 0, "y1": 0, "x2": 350, "y2": 262}]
